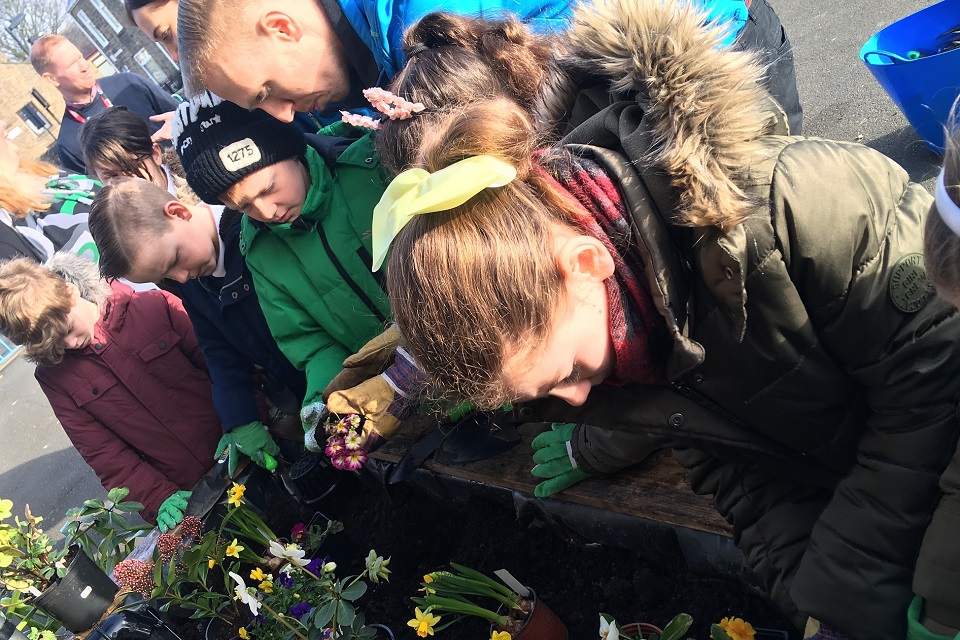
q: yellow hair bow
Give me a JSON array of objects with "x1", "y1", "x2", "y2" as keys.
[{"x1": 371, "y1": 155, "x2": 517, "y2": 271}]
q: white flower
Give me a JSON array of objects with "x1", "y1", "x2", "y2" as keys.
[
  {"x1": 600, "y1": 616, "x2": 619, "y2": 640},
  {"x1": 267, "y1": 540, "x2": 310, "y2": 568},
  {"x1": 322, "y1": 561, "x2": 337, "y2": 573},
  {"x1": 229, "y1": 572, "x2": 261, "y2": 616}
]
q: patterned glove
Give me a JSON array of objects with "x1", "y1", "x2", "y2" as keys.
[
  {"x1": 531, "y1": 423, "x2": 590, "y2": 498},
  {"x1": 323, "y1": 325, "x2": 401, "y2": 399},
  {"x1": 325, "y1": 346, "x2": 426, "y2": 452},
  {"x1": 215, "y1": 421, "x2": 280, "y2": 477},
  {"x1": 157, "y1": 490, "x2": 191, "y2": 533},
  {"x1": 301, "y1": 401, "x2": 327, "y2": 453}
]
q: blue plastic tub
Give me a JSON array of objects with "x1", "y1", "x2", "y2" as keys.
[{"x1": 859, "y1": 0, "x2": 960, "y2": 152}]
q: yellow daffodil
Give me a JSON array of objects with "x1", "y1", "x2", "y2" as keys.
[
  {"x1": 258, "y1": 579, "x2": 273, "y2": 594},
  {"x1": 208, "y1": 558, "x2": 216, "y2": 569},
  {"x1": 718, "y1": 617, "x2": 756, "y2": 640},
  {"x1": 0, "y1": 552, "x2": 13, "y2": 569},
  {"x1": 227, "y1": 483, "x2": 246, "y2": 508},
  {"x1": 250, "y1": 567, "x2": 266, "y2": 581},
  {"x1": 0, "y1": 499, "x2": 12, "y2": 520},
  {"x1": 238, "y1": 627, "x2": 248, "y2": 639},
  {"x1": 407, "y1": 608, "x2": 441, "y2": 638},
  {"x1": 491, "y1": 632, "x2": 512, "y2": 640},
  {"x1": 225, "y1": 539, "x2": 244, "y2": 558}
]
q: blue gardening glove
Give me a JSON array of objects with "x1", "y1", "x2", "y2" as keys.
[
  {"x1": 531, "y1": 422, "x2": 590, "y2": 498},
  {"x1": 215, "y1": 421, "x2": 279, "y2": 477},
  {"x1": 301, "y1": 400, "x2": 327, "y2": 453},
  {"x1": 157, "y1": 490, "x2": 191, "y2": 533},
  {"x1": 907, "y1": 596, "x2": 960, "y2": 640},
  {"x1": 325, "y1": 346, "x2": 426, "y2": 452}
]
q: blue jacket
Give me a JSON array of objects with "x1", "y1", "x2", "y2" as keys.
[
  {"x1": 176, "y1": 210, "x2": 306, "y2": 430},
  {"x1": 331, "y1": 0, "x2": 748, "y2": 95}
]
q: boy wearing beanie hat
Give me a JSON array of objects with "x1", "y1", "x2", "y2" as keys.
[{"x1": 170, "y1": 93, "x2": 415, "y2": 451}]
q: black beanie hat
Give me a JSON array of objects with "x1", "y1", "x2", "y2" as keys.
[{"x1": 171, "y1": 92, "x2": 306, "y2": 204}]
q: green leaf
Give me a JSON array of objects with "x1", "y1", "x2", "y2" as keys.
[
  {"x1": 341, "y1": 581, "x2": 367, "y2": 601},
  {"x1": 660, "y1": 614, "x2": 692, "y2": 640},
  {"x1": 312, "y1": 600, "x2": 337, "y2": 628},
  {"x1": 83, "y1": 499, "x2": 104, "y2": 509},
  {"x1": 116, "y1": 501, "x2": 145, "y2": 513},
  {"x1": 107, "y1": 488, "x2": 130, "y2": 502},
  {"x1": 336, "y1": 600, "x2": 355, "y2": 627},
  {"x1": 709, "y1": 623, "x2": 732, "y2": 640}
]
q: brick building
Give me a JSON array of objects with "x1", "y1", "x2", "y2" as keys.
[
  {"x1": 0, "y1": 0, "x2": 182, "y2": 164},
  {"x1": 67, "y1": 0, "x2": 181, "y2": 95},
  {"x1": 0, "y1": 53, "x2": 64, "y2": 162}
]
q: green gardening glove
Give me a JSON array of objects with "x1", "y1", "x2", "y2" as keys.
[
  {"x1": 907, "y1": 596, "x2": 960, "y2": 640},
  {"x1": 215, "y1": 421, "x2": 280, "y2": 477},
  {"x1": 531, "y1": 422, "x2": 590, "y2": 498},
  {"x1": 157, "y1": 490, "x2": 191, "y2": 533}
]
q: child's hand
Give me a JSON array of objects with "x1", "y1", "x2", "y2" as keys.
[
  {"x1": 157, "y1": 490, "x2": 191, "y2": 532},
  {"x1": 323, "y1": 325, "x2": 401, "y2": 400},
  {"x1": 530, "y1": 423, "x2": 589, "y2": 497},
  {"x1": 215, "y1": 422, "x2": 280, "y2": 476},
  {"x1": 325, "y1": 346, "x2": 425, "y2": 451}
]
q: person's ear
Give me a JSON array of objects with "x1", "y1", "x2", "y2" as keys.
[
  {"x1": 258, "y1": 10, "x2": 303, "y2": 43},
  {"x1": 41, "y1": 71, "x2": 58, "y2": 87},
  {"x1": 151, "y1": 143, "x2": 163, "y2": 166},
  {"x1": 162, "y1": 199, "x2": 192, "y2": 221},
  {"x1": 555, "y1": 235, "x2": 615, "y2": 283}
]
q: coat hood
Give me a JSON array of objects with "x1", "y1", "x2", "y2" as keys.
[
  {"x1": 536, "y1": 0, "x2": 785, "y2": 229},
  {"x1": 43, "y1": 253, "x2": 111, "y2": 307}
]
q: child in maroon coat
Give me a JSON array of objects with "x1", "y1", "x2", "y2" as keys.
[{"x1": 0, "y1": 253, "x2": 222, "y2": 529}]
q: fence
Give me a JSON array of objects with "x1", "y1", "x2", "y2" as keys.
[{"x1": 0, "y1": 334, "x2": 22, "y2": 368}]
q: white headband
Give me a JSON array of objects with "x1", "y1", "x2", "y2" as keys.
[{"x1": 936, "y1": 167, "x2": 960, "y2": 237}]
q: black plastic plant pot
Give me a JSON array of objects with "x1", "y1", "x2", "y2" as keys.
[
  {"x1": 289, "y1": 453, "x2": 340, "y2": 504},
  {"x1": 0, "y1": 614, "x2": 28, "y2": 640},
  {"x1": 32, "y1": 545, "x2": 119, "y2": 633}
]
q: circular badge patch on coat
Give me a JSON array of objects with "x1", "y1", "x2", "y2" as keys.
[{"x1": 889, "y1": 252, "x2": 934, "y2": 313}]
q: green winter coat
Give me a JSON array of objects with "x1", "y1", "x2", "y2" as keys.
[
  {"x1": 239, "y1": 132, "x2": 390, "y2": 410},
  {"x1": 526, "y1": 1, "x2": 960, "y2": 638}
]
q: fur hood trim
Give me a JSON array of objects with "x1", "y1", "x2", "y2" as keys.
[
  {"x1": 541, "y1": 0, "x2": 778, "y2": 229},
  {"x1": 44, "y1": 253, "x2": 111, "y2": 307},
  {"x1": 162, "y1": 148, "x2": 201, "y2": 205}
]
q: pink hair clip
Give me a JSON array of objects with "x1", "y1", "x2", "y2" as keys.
[
  {"x1": 340, "y1": 88, "x2": 426, "y2": 130},
  {"x1": 362, "y1": 87, "x2": 425, "y2": 120},
  {"x1": 340, "y1": 111, "x2": 381, "y2": 130}
]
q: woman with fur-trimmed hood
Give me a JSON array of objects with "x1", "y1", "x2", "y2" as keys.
[
  {"x1": 372, "y1": 1, "x2": 960, "y2": 638},
  {"x1": 0, "y1": 253, "x2": 222, "y2": 531}
]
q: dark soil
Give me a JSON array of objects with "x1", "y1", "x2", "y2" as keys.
[{"x1": 309, "y1": 473, "x2": 798, "y2": 640}]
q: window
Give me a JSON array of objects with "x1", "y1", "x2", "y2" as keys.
[
  {"x1": 75, "y1": 9, "x2": 109, "y2": 46},
  {"x1": 18, "y1": 103, "x2": 51, "y2": 136},
  {"x1": 134, "y1": 48, "x2": 168, "y2": 86},
  {"x1": 89, "y1": 0, "x2": 124, "y2": 33}
]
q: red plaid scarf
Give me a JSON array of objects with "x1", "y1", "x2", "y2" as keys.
[{"x1": 534, "y1": 149, "x2": 669, "y2": 386}]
